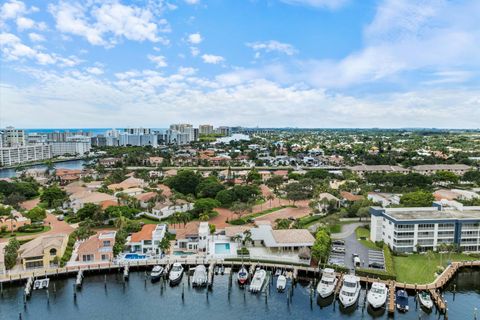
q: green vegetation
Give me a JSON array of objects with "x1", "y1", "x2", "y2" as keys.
[
  {"x1": 355, "y1": 227, "x2": 381, "y2": 250},
  {"x1": 0, "y1": 179, "x2": 39, "y2": 208},
  {"x1": 4, "y1": 237, "x2": 20, "y2": 270},
  {"x1": 228, "y1": 205, "x2": 294, "y2": 225},
  {"x1": 400, "y1": 190, "x2": 435, "y2": 207},
  {"x1": 327, "y1": 224, "x2": 342, "y2": 234},
  {"x1": 311, "y1": 228, "x2": 331, "y2": 263},
  {"x1": 24, "y1": 206, "x2": 47, "y2": 222},
  {"x1": 40, "y1": 185, "x2": 68, "y2": 208},
  {"x1": 2, "y1": 226, "x2": 51, "y2": 238},
  {"x1": 393, "y1": 252, "x2": 477, "y2": 284}
]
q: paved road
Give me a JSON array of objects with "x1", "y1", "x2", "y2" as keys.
[{"x1": 330, "y1": 222, "x2": 366, "y2": 239}]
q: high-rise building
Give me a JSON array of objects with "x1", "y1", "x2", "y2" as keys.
[
  {"x1": 1, "y1": 126, "x2": 25, "y2": 147},
  {"x1": 216, "y1": 126, "x2": 231, "y2": 136},
  {"x1": 199, "y1": 125, "x2": 214, "y2": 135},
  {"x1": 0, "y1": 144, "x2": 52, "y2": 166},
  {"x1": 47, "y1": 131, "x2": 91, "y2": 142},
  {"x1": 49, "y1": 135, "x2": 92, "y2": 156},
  {"x1": 169, "y1": 124, "x2": 197, "y2": 142}
]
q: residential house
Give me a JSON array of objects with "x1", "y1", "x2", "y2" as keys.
[
  {"x1": 19, "y1": 234, "x2": 68, "y2": 269},
  {"x1": 77, "y1": 231, "x2": 116, "y2": 263},
  {"x1": 126, "y1": 224, "x2": 167, "y2": 256},
  {"x1": 340, "y1": 191, "x2": 364, "y2": 204},
  {"x1": 0, "y1": 209, "x2": 31, "y2": 232},
  {"x1": 144, "y1": 199, "x2": 193, "y2": 219},
  {"x1": 107, "y1": 177, "x2": 146, "y2": 191},
  {"x1": 69, "y1": 191, "x2": 117, "y2": 212},
  {"x1": 348, "y1": 165, "x2": 410, "y2": 177}
]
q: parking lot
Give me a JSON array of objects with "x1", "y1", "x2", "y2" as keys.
[{"x1": 328, "y1": 230, "x2": 385, "y2": 271}]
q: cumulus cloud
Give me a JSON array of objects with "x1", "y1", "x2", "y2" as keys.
[
  {"x1": 28, "y1": 32, "x2": 45, "y2": 42},
  {"x1": 86, "y1": 66, "x2": 104, "y2": 75},
  {"x1": 0, "y1": 32, "x2": 79, "y2": 66},
  {"x1": 148, "y1": 54, "x2": 168, "y2": 68},
  {"x1": 187, "y1": 32, "x2": 202, "y2": 44},
  {"x1": 246, "y1": 40, "x2": 298, "y2": 56},
  {"x1": 49, "y1": 1, "x2": 167, "y2": 47},
  {"x1": 201, "y1": 54, "x2": 224, "y2": 64}
]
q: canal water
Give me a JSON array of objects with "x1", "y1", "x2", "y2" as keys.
[
  {"x1": 1, "y1": 269, "x2": 479, "y2": 320},
  {"x1": 0, "y1": 160, "x2": 88, "y2": 179}
]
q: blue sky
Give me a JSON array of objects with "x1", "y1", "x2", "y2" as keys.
[{"x1": 0, "y1": 0, "x2": 479, "y2": 128}]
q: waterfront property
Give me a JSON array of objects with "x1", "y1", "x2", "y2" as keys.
[
  {"x1": 126, "y1": 224, "x2": 167, "y2": 256},
  {"x1": 76, "y1": 231, "x2": 116, "y2": 263},
  {"x1": 19, "y1": 234, "x2": 68, "y2": 269},
  {"x1": 370, "y1": 201, "x2": 480, "y2": 253}
]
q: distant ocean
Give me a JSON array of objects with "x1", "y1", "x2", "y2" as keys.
[{"x1": 23, "y1": 128, "x2": 168, "y2": 136}]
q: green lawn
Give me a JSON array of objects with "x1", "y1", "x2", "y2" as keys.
[
  {"x1": 394, "y1": 253, "x2": 478, "y2": 284},
  {"x1": 136, "y1": 216, "x2": 162, "y2": 225},
  {"x1": 355, "y1": 227, "x2": 381, "y2": 250},
  {"x1": 328, "y1": 224, "x2": 342, "y2": 233},
  {"x1": 0, "y1": 226, "x2": 51, "y2": 238}
]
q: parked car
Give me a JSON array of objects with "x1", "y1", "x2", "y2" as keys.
[
  {"x1": 332, "y1": 246, "x2": 345, "y2": 254},
  {"x1": 332, "y1": 240, "x2": 345, "y2": 246}
]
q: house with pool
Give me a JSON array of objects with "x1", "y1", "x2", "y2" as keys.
[{"x1": 125, "y1": 224, "x2": 167, "y2": 258}]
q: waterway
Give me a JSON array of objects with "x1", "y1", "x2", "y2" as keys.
[
  {"x1": 0, "y1": 159, "x2": 88, "y2": 179},
  {"x1": 0, "y1": 269, "x2": 479, "y2": 320}
]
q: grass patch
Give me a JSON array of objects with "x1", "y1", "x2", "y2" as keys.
[
  {"x1": 297, "y1": 215, "x2": 323, "y2": 228},
  {"x1": 0, "y1": 226, "x2": 51, "y2": 238},
  {"x1": 355, "y1": 227, "x2": 381, "y2": 250},
  {"x1": 328, "y1": 224, "x2": 342, "y2": 233},
  {"x1": 393, "y1": 252, "x2": 477, "y2": 284}
]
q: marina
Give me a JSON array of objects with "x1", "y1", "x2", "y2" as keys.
[{"x1": 1, "y1": 265, "x2": 480, "y2": 319}]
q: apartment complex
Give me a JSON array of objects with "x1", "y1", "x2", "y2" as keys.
[
  {"x1": 0, "y1": 144, "x2": 52, "y2": 166},
  {"x1": 50, "y1": 135, "x2": 92, "y2": 156},
  {"x1": 370, "y1": 202, "x2": 480, "y2": 253},
  {"x1": 199, "y1": 124, "x2": 214, "y2": 135}
]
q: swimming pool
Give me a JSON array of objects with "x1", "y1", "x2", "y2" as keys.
[
  {"x1": 214, "y1": 243, "x2": 231, "y2": 254},
  {"x1": 173, "y1": 251, "x2": 195, "y2": 256},
  {"x1": 124, "y1": 253, "x2": 147, "y2": 260}
]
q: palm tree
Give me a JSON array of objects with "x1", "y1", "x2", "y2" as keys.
[
  {"x1": 267, "y1": 194, "x2": 275, "y2": 208},
  {"x1": 199, "y1": 212, "x2": 210, "y2": 221},
  {"x1": 1, "y1": 211, "x2": 18, "y2": 234},
  {"x1": 242, "y1": 230, "x2": 252, "y2": 247},
  {"x1": 159, "y1": 237, "x2": 171, "y2": 256}
]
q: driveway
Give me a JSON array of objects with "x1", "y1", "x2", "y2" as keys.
[{"x1": 331, "y1": 222, "x2": 366, "y2": 239}]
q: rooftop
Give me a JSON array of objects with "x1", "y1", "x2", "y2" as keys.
[{"x1": 373, "y1": 206, "x2": 480, "y2": 221}]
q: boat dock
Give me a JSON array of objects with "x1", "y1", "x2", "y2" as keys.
[{"x1": 2, "y1": 257, "x2": 479, "y2": 314}]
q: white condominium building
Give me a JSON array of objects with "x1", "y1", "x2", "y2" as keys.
[
  {"x1": 370, "y1": 202, "x2": 480, "y2": 253},
  {"x1": 50, "y1": 135, "x2": 92, "y2": 156},
  {"x1": 0, "y1": 144, "x2": 52, "y2": 166}
]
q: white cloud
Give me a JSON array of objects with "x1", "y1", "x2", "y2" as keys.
[
  {"x1": 201, "y1": 54, "x2": 224, "y2": 64},
  {"x1": 190, "y1": 46, "x2": 200, "y2": 56},
  {"x1": 246, "y1": 40, "x2": 298, "y2": 56},
  {"x1": 15, "y1": 16, "x2": 34, "y2": 30},
  {"x1": 49, "y1": 1, "x2": 167, "y2": 47},
  {"x1": 184, "y1": 0, "x2": 200, "y2": 4},
  {"x1": 2, "y1": 69, "x2": 479, "y2": 128},
  {"x1": 28, "y1": 32, "x2": 45, "y2": 42},
  {"x1": 187, "y1": 32, "x2": 202, "y2": 44},
  {"x1": 86, "y1": 66, "x2": 104, "y2": 75},
  {"x1": 0, "y1": 0, "x2": 26, "y2": 20},
  {"x1": 279, "y1": 0, "x2": 348, "y2": 10},
  {"x1": 148, "y1": 54, "x2": 168, "y2": 68},
  {"x1": 0, "y1": 32, "x2": 79, "y2": 66}
]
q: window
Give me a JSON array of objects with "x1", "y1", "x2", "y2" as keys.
[
  {"x1": 103, "y1": 241, "x2": 111, "y2": 247},
  {"x1": 101, "y1": 254, "x2": 108, "y2": 261},
  {"x1": 418, "y1": 224, "x2": 435, "y2": 230},
  {"x1": 49, "y1": 248, "x2": 57, "y2": 256},
  {"x1": 82, "y1": 254, "x2": 93, "y2": 262}
]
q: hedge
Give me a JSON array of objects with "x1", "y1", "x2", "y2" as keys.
[
  {"x1": 60, "y1": 233, "x2": 76, "y2": 267},
  {"x1": 321, "y1": 264, "x2": 349, "y2": 274}
]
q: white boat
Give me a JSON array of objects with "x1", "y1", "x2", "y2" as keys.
[
  {"x1": 237, "y1": 266, "x2": 249, "y2": 285},
  {"x1": 249, "y1": 268, "x2": 266, "y2": 293},
  {"x1": 276, "y1": 275, "x2": 287, "y2": 292},
  {"x1": 418, "y1": 291, "x2": 433, "y2": 310},
  {"x1": 150, "y1": 265, "x2": 164, "y2": 283},
  {"x1": 192, "y1": 265, "x2": 208, "y2": 287},
  {"x1": 169, "y1": 263, "x2": 184, "y2": 286},
  {"x1": 76, "y1": 270, "x2": 84, "y2": 289},
  {"x1": 339, "y1": 275, "x2": 361, "y2": 308},
  {"x1": 316, "y1": 268, "x2": 338, "y2": 298},
  {"x1": 367, "y1": 282, "x2": 387, "y2": 309},
  {"x1": 274, "y1": 269, "x2": 282, "y2": 276},
  {"x1": 33, "y1": 278, "x2": 50, "y2": 290}
]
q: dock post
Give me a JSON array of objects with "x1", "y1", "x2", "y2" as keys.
[
  {"x1": 104, "y1": 275, "x2": 107, "y2": 289},
  {"x1": 73, "y1": 284, "x2": 77, "y2": 301},
  {"x1": 182, "y1": 283, "x2": 185, "y2": 303},
  {"x1": 1, "y1": 281, "x2": 3, "y2": 297},
  {"x1": 46, "y1": 289, "x2": 50, "y2": 305},
  {"x1": 19, "y1": 313, "x2": 22, "y2": 320}
]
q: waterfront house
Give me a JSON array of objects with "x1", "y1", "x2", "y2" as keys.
[
  {"x1": 77, "y1": 231, "x2": 116, "y2": 263},
  {"x1": 19, "y1": 234, "x2": 68, "y2": 269},
  {"x1": 126, "y1": 224, "x2": 167, "y2": 256}
]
